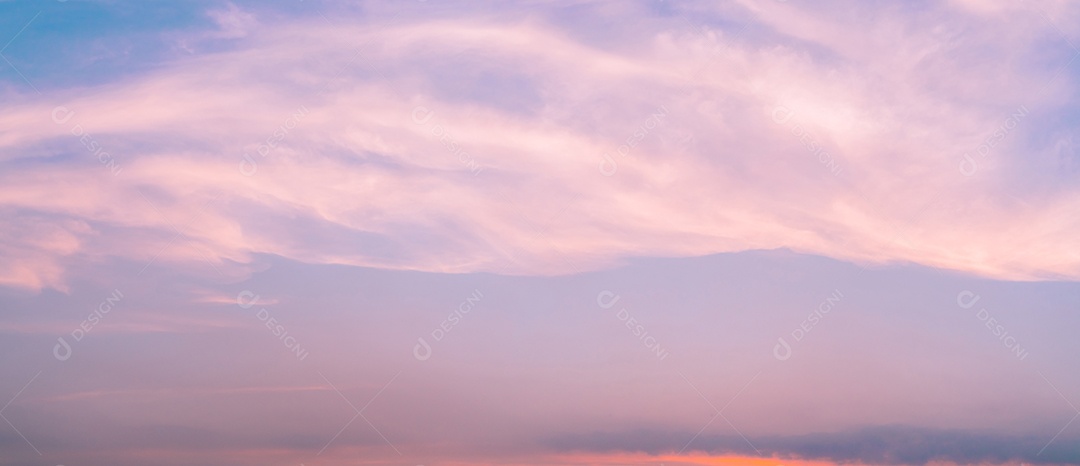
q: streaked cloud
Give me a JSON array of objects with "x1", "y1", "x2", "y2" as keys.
[{"x1": 1, "y1": 1, "x2": 1078, "y2": 292}]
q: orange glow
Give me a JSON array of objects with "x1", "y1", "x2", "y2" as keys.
[{"x1": 548, "y1": 452, "x2": 839, "y2": 466}]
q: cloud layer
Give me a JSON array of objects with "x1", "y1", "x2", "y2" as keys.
[{"x1": 1, "y1": 1, "x2": 1079, "y2": 291}]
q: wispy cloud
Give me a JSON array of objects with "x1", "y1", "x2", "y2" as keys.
[{"x1": 0, "y1": 2, "x2": 1078, "y2": 291}]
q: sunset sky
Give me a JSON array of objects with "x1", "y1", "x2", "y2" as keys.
[{"x1": 1, "y1": 1, "x2": 1080, "y2": 465}]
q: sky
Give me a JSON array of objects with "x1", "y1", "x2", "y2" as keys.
[{"x1": 0, "y1": 0, "x2": 1079, "y2": 465}]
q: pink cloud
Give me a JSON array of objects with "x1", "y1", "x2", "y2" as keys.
[{"x1": 0, "y1": 2, "x2": 1078, "y2": 292}]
